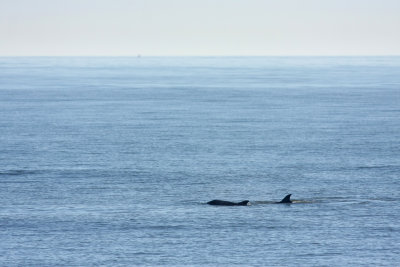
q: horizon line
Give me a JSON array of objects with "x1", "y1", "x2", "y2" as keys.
[{"x1": 1, "y1": 54, "x2": 400, "y2": 58}]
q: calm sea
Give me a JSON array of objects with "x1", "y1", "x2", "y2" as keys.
[{"x1": 0, "y1": 57, "x2": 399, "y2": 266}]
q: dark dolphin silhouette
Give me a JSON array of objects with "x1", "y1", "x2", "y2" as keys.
[
  {"x1": 207, "y1": 200, "x2": 250, "y2": 206},
  {"x1": 276, "y1": 194, "x2": 292, "y2": 203}
]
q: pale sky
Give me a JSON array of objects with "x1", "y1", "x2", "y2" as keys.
[{"x1": 1, "y1": 0, "x2": 399, "y2": 56}]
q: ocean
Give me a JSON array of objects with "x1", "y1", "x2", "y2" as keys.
[{"x1": 0, "y1": 56, "x2": 399, "y2": 266}]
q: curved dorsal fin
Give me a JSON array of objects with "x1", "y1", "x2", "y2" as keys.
[
  {"x1": 237, "y1": 200, "x2": 250, "y2": 206},
  {"x1": 279, "y1": 194, "x2": 292, "y2": 203}
]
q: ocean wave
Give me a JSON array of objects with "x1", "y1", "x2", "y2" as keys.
[{"x1": 0, "y1": 169, "x2": 41, "y2": 176}]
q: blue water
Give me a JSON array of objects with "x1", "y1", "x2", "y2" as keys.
[{"x1": 1, "y1": 57, "x2": 399, "y2": 266}]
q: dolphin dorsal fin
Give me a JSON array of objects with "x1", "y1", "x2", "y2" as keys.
[
  {"x1": 280, "y1": 194, "x2": 292, "y2": 203},
  {"x1": 237, "y1": 200, "x2": 250, "y2": 206}
]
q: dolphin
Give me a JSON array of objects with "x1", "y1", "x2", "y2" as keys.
[
  {"x1": 276, "y1": 194, "x2": 292, "y2": 203},
  {"x1": 207, "y1": 200, "x2": 250, "y2": 206}
]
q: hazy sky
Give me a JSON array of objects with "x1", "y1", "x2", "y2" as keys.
[{"x1": 1, "y1": 0, "x2": 399, "y2": 56}]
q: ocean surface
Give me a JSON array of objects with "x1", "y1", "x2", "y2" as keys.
[{"x1": 0, "y1": 56, "x2": 399, "y2": 266}]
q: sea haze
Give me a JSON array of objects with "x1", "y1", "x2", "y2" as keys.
[{"x1": 0, "y1": 56, "x2": 399, "y2": 266}]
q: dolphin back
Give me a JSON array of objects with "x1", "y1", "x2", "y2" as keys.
[
  {"x1": 207, "y1": 200, "x2": 235, "y2": 206},
  {"x1": 207, "y1": 200, "x2": 250, "y2": 206}
]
